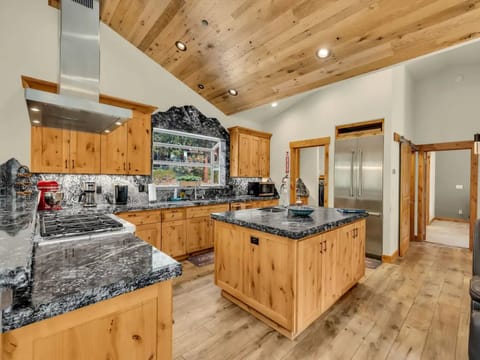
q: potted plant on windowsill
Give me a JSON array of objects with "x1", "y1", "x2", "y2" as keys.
[{"x1": 177, "y1": 175, "x2": 201, "y2": 187}]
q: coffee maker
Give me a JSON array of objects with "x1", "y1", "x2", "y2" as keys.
[
  {"x1": 37, "y1": 180, "x2": 63, "y2": 210},
  {"x1": 79, "y1": 181, "x2": 97, "y2": 207},
  {"x1": 115, "y1": 185, "x2": 128, "y2": 205}
]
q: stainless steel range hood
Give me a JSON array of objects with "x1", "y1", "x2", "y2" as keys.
[{"x1": 25, "y1": 0, "x2": 132, "y2": 133}]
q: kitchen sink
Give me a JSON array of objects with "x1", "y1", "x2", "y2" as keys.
[{"x1": 258, "y1": 207, "x2": 286, "y2": 213}]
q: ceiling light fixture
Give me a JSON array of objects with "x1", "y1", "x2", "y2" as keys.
[
  {"x1": 201, "y1": 19, "x2": 209, "y2": 27},
  {"x1": 271, "y1": 102, "x2": 278, "y2": 108},
  {"x1": 31, "y1": 107, "x2": 40, "y2": 112},
  {"x1": 198, "y1": 84, "x2": 205, "y2": 89},
  {"x1": 104, "y1": 129, "x2": 110, "y2": 133},
  {"x1": 175, "y1": 41, "x2": 187, "y2": 51},
  {"x1": 114, "y1": 121, "x2": 122, "y2": 126},
  {"x1": 228, "y1": 89, "x2": 238, "y2": 96},
  {"x1": 32, "y1": 119, "x2": 41, "y2": 124},
  {"x1": 316, "y1": 48, "x2": 330, "y2": 59}
]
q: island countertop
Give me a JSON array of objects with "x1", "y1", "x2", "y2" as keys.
[{"x1": 211, "y1": 206, "x2": 368, "y2": 239}]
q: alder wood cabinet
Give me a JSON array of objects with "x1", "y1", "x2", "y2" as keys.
[
  {"x1": 23, "y1": 76, "x2": 155, "y2": 175},
  {"x1": 31, "y1": 127, "x2": 101, "y2": 174},
  {"x1": 230, "y1": 199, "x2": 279, "y2": 211},
  {"x1": 229, "y1": 126, "x2": 272, "y2": 177},
  {"x1": 1, "y1": 281, "x2": 173, "y2": 360},
  {"x1": 214, "y1": 218, "x2": 366, "y2": 339}
]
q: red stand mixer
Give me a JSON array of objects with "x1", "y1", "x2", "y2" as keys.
[{"x1": 37, "y1": 180, "x2": 64, "y2": 210}]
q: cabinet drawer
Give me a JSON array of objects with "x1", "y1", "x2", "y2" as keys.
[
  {"x1": 161, "y1": 208, "x2": 186, "y2": 221},
  {"x1": 186, "y1": 204, "x2": 229, "y2": 218},
  {"x1": 116, "y1": 210, "x2": 161, "y2": 225}
]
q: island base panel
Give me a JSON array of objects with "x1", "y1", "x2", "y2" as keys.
[{"x1": 1, "y1": 281, "x2": 173, "y2": 360}]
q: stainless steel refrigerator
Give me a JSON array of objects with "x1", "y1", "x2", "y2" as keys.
[{"x1": 334, "y1": 135, "x2": 383, "y2": 259}]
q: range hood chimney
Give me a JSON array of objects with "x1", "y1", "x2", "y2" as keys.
[{"x1": 25, "y1": 0, "x2": 132, "y2": 133}]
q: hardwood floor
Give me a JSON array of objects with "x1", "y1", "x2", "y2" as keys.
[
  {"x1": 426, "y1": 220, "x2": 469, "y2": 249},
  {"x1": 172, "y1": 242, "x2": 471, "y2": 360}
]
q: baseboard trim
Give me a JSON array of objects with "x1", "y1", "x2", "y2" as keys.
[
  {"x1": 431, "y1": 216, "x2": 469, "y2": 223},
  {"x1": 382, "y1": 250, "x2": 399, "y2": 264}
]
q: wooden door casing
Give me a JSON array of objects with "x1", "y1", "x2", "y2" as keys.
[{"x1": 399, "y1": 142, "x2": 413, "y2": 256}]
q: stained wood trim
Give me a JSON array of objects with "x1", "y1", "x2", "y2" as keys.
[
  {"x1": 417, "y1": 141, "x2": 473, "y2": 152},
  {"x1": 432, "y1": 216, "x2": 469, "y2": 224},
  {"x1": 227, "y1": 126, "x2": 272, "y2": 139},
  {"x1": 381, "y1": 250, "x2": 399, "y2": 264},
  {"x1": 409, "y1": 150, "x2": 416, "y2": 243},
  {"x1": 21, "y1": 75, "x2": 157, "y2": 113},
  {"x1": 417, "y1": 151, "x2": 427, "y2": 242},
  {"x1": 335, "y1": 119, "x2": 384, "y2": 139},
  {"x1": 426, "y1": 153, "x2": 431, "y2": 226},
  {"x1": 289, "y1": 137, "x2": 331, "y2": 206},
  {"x1": 470, "y1": 148, "x2": 478, "y2": 251},
  {"x1": 393, "y1": 132, "x2": 418, "y2": 151}
]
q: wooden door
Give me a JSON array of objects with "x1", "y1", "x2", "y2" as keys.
[
  {"x1": 135, "y1": 223, "x2": 161, "y2": 249},
  {"x1": 250, "y1": 136, "x2": 260, "y2": 176},
  {"x1": 186, "y1": 217, "x2": 209, "y2": 253},
  {"x1": 336, "y1": 223, "x2": 354, "y2": 295},
  {"x1": 259, "y1": 138, "x2": 270, "y2": 177},
  {"x1": 238, "y1": 133, "x2": 251, "y2": 176},
  {"x1": 297, "y1": 235, "x2": 322, "y2": 332},
  {"x1": 101, "y1": 124, "x2": 128, "y2": 174},
  {"x1": 69, "y1": 131, "x2": 101, "y2": 174},
  {"x1": 243, "y1": 231, "x2": 295, "y2": 330},
  {"x1": 214, "y1": 222, "x2": 244, "y2": 294},
  {"x1": 161, "y1": 220, "x2": 186, "y2": 258},
  {"x1": 31, "y1": 127, "x2": 69, "y2": 173},
  {"x1": 127, "y1": 111, "x2": 151, "y2": 175},
  {"x1": 322, "y1": 230, "x2": 338, "y2": 311},
  {"x1": 399, "y1": 143, "x2": 413, "y2": 256},
  {"x1": 351, "y1": 220, "x2": 366, "y2": 282}
]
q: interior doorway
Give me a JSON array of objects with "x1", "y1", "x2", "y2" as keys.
[{"x1": 425, "y1": 150, "x2": 471, "y2": 248}]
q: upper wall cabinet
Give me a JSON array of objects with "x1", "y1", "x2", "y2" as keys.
[
  {"x1": 24, "y1": 76, "x2": 155, "y2": 175},
  {"x1": 229, "y1": 126, "x2": 272, "y2": 177}
]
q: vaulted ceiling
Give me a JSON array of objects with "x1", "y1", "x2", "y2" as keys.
[{"x1": 50, "y1": 0, "x2": 480, "y2": 115}]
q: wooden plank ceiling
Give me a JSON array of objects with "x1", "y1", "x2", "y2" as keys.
[{"x1": 49, "y1": 0, "x2": 480, "y2": 115}]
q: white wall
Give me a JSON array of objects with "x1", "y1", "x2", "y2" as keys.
[
  {"x1": 299, "y1": 147, "x2": 322, "y2": 206},
  {"x1": 262, "y1": 69, "x2": 404, "y2": 256},
  {"x1": 0, "y1": 0, "x2": 262, "y2": 166}
]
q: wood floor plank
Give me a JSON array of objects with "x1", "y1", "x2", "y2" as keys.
[{"x1": 172, "y1": 242, "x2": 472, "y2": 360}]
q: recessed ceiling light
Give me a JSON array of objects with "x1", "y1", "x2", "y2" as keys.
[
  {"x1": 201, "y1": 19, "x2": 209, "y2": 27},
  {"x1": 316, "y1": 48, "x2": 330, "y2": 58},
  {"x1": 175, "y1": 41, "x2": 187, "y2": 51},
  {"x1": 198, "y1": 84, "x2": 205, "y2": 89},
  {"x1": 31, "y1": 107, "x2": 40, "y2": 112},
  {"x1": 32, "y1": 120, "x2": 41, "y2": 124},
  {"x1": 104, "y1": 129, "x2": 110, "y2": 133},
  {"x1": 271, "y1": 102, "x2": 278, "y2": 108},
  {"x1": 228, "y1": 89, "x2": 238, "y2": 96},
  {"x1": 114, "y1": 121, "x2": 122, "y2": 126}
]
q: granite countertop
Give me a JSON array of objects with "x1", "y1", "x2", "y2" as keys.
[{"x1": 211, "y1": 206, "x2": 368, "y2": 239}]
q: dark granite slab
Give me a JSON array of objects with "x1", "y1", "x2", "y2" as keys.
[
  {"x1": 211, "y1": 207, "x2": 368, "y2": 240},
  {"x1": 2, "y1": 232, "x2": 181, "y2": 332}
]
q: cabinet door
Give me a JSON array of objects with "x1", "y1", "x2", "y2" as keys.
[
  {"x1": 336, "y1": 223, "x2": 355, "y2": 295},
  {"x1": 31, "y1": 127, "x2": 69, "y2": 173},
  {"x1": 322, "y1": 230, "x2": 338, "y2": 311},
  {"x1": 127, "y1": 111, "x2": 151, "y2": 175},
  {"x1": 186, "y1": 217, "x2": 210, "y2": 253},
  {"x1": 214, "y1": 222, "x2": 244, "y2": 294},
  {"x1": 101, "y1": 124, "x2": 128, "y2": 174},
  {"x1": 161, "y1": 220, "x2": 186, "y2": 258},
  {"x1": 135, "y1": 223, "x2": 161, "y2": 249},
  {"x1": 69, "y1": 131, "x2": 101, "y2": 174},
  {"x1": 238, "y1": 134, "x2": 251, "y2": 176},
  {"x1": 244, "y1": 231, "x2": 295, "y2": 330},
  {"x1": 259, "y1": 138, "x2": 270, "y2": 177},
  {"x1": 249, "y1": 136, "x2": 260, "y2": 176},
  {"x1": 352, "y1": 220, "x2": 366, "y2": 282}
]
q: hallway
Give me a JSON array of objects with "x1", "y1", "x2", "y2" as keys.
[{"x1": 426, "y1": 219, "x2": 469, "y2": 249}]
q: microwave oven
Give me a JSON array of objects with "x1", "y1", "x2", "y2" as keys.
[{"x1": 247, "y1": 182, "x2": 275, "y2": 197}]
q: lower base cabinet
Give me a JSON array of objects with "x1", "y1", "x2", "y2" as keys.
[
  {"x1": 1, "y1": 281, "x2": 173, "y2": 360},
  {"x1": 135, "y1": 223, "x2": 161, "y2": 249},
  {"x1": 162, "y1": 220, "x2": 187, "y2": 258},
  {"x1": 214, "y1": 218, "x2": 366, "y2": 339}
]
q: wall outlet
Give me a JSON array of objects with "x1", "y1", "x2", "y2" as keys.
[
  {"x1": 459, "y1": 209, "x2": 463, "y2": 215},
  {"x1": 456, "y1": 184, "x2": 463, "y2": 190}
]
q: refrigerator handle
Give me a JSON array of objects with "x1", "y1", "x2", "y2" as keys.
[
  {"x1": 358, "y1": 149, "x2": 363, "y2": 197},
  {"x1": 350, "y1": 151, "x2": 355, "y2": 197}
]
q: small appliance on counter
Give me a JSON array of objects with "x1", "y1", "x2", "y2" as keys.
[
  {"x1": 79, "y1": 181, "x2": 97, "y2": 207},
  {"x1": 115, "y1": 185, "x2": 128, "y2": 205},
  {"x1": 247, "y1": 179, "x2": 275, "y2": 197},
  {"x1": 37, "y1": 180, "x2": 64, "y2": 211}
]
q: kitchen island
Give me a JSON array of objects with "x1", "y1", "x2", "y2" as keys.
[
  {"x1": 211, "y1": 206, "x2": 367, "y2": 339},
  {"x1": 0, "y1": 195, "x2": 181, "y2": 360}
]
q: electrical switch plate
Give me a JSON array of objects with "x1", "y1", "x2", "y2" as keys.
[
  {"x1": 456, "y1": 184, "x2": 463, "y2": 189},
  {"x1": 459, "y1": 209, "x2": 463, "y2": 215}
]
